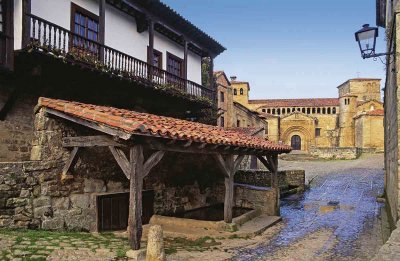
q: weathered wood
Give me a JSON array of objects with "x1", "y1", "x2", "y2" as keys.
[
  {"x1": 183, "y1": 39, "x2": 188, "y2": 80},
  {"x1": 213, "y1": 154, "x2": 230, "y2": 177},
  {"x1": 128, "y1": 145, "x2": 144, "y2": 250},
  {"x1": 224, "y1": 155, "x2": 235, "y2": 223},
  {"x1": 256, "y1": 155, "x2": 274, "y2": 173},
  {"x1": 22, "y1": 0, "x2": 32, "y2": 48},
  {"x1": 109, "y1": 146, "x2": 130, "y2": 179},
  {"x1": 143, "y1": 151, "x2": 165, "y2": 178},
  {"x1": 63, "y1": 135, "x2": 124, "y2": 148},
  {"x1": 45, "y1": 108, "x2": 132, "y2": 140},
  {"x1": 233, "y1": 155, "x2": 245, "y2": 173},
  {"x1": 61, "y1": 147, "x2": 80, "y2": 178}
]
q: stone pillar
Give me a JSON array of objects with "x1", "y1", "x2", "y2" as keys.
[{"x1": 146, "y1": 225, "x2": 166, "y2": 261}]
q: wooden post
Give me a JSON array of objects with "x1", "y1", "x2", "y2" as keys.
[
  {"x1": 224, "y1": 155, "x2": 234, "y2": 223},
  {"x1": 183, "y1": 39, "x2": 188, "y2": 80},
  {"x1": 128, "y1": 145, "x2": 144, "y2": 250},
  {"x1": 148, "y1": 19, "x2": 154, "y2": 79},
  {"x1": 22, "y1": 0, "x2": 32, "y2": 48},
  {"x1": 99, "y1": 0, "x2": 106, "y2": 62},
  {"x1": 272, "y1": 154, "x2": 280, "y2": 215}
]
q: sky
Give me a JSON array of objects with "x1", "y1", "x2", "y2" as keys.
[{"x1": 162, "y1": 0, "x2": 386, "y2": 99}]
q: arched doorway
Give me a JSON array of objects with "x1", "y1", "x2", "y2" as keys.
[{"x1": 291, "y1": 135, "x2": 301, "y2": 150}]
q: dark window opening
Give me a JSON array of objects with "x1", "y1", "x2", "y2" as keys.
[
  {"x1": 167, "y1": 52, "x2": 183, "y2": 78},
  {"x1": 315, "y1": 128, "x2": 321, "y2": 137},
  {"x1": 240, "y1": 88, "x2": 244, "y2": 95},
  {"x1": 71, "y1": 3, "x2": 99, "y2": 54},
  {"x1": 234, "y1": 89, "x2": 237, "y2": 95},
  {"x1": 302, "y1": 108, "x2": 306, "y2": 113},
  {"x1": 317, "y1": 108, "x2": 321, "y2": 113},
  {"x1": 272, "y1": 109, "x2": 276, "y2": 114},
  {"x1": 220, "y1": 116, "x2": 225, "y2": 127},
  {"x1": 277, "y1": 108, "x2": 281, "y2": 115},
  {"x1": 220, "y1": 91, "x2": 225, "y2": 103},
  {"x1": 0, "y1": 0, "x2": 4, "y2": 33},
  {"x1": 148, "y1": 48, "x2": 163, "y2": 69},
  {"x1": 237, "y1": 119, "x2": 240, "y2": 127},
  {"x1": 267, "y1": 109, "x2": 271, "y2": 114},
  {"x1": 327, "y1": 107, "x2": 331, "y2": 114},
  {"x1": 297, "y1": 108, "x2": 301, "y2": 112},
  {"x1": 307, "y1": 108, "x2": 310, "y2": 114},
  {"x1": 332, "y1": 107, "x2": 337, "y2": 114},
  {"x1": 262, "y1": 109, "x2": 266, "y2": 112},
  {"x1": 312, "y1": 108, "x2": 316, "y2": 114},
  {"x1": 322, "y1": 108, "x2": 326, "y2": 114}
]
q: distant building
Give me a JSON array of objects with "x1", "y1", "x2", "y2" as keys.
[{"x1": 228, "y1": 77, "x2": 384, "y2": 152}]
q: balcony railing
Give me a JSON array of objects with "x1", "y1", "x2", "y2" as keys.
[{"x1": 23, "y1": 14, "x2": 215, "y2": 103}]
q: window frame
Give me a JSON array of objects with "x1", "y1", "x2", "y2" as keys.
[
  {"x1": 315, "y1": 128, "x2": 321, "y2": 137},
  {"x1": 70, "y1": 3, "x2": 99, "y2": 53},
  {"x1": 166, "y1": 52, "x2": 184, "y2": 78},
  {"x1": 220, "y1": 91, "x2": 225, "y2": 103},
  {"x1": 147, "y1": 47, "x2": 163, "y2": 69}
]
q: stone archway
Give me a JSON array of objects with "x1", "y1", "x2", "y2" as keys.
[{"x1": 282, "y1": 126, "x2": 312, "y2": 151}]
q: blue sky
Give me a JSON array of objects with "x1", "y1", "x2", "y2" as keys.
[{"x1": 162, "y1": 0, "x2": 386, "y2": 99}]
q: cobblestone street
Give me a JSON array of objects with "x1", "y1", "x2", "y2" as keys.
[{"x1": 236, "y1": 153, "x2": 386, "y2": 260}]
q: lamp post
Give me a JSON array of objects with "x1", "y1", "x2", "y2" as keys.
[{"x1": 355, "y1": 24, "x2": 392, "y2": 59}]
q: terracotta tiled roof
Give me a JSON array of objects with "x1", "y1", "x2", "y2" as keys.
[
  {"x1": 248, "y1": 98, "x2": 339, "y2": 107},
  {"x1": 38, "y1": 98, "x2": 291, "y2": 153},
  {"x1": 365, "y1": 109, "x2": 384, "y2": 116},
  {"x1": 227, "y1": 127, "x2": 264, "y2": 136}
]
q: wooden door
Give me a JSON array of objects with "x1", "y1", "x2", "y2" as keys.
[
  {"x1": 291, "y1": 135, "x2": 301, "y2": 150},
  {"x1": 97, "y1": 191, "x2": 154, "y2": 232}
]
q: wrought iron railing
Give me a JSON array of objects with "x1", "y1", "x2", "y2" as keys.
[{"x1": 24, "y1": 14, "x2": 215, "y2": 102}]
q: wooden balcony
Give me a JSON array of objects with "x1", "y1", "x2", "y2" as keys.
[{"x1": 21, "y1": 14, "x2": 215, "y2": 104}]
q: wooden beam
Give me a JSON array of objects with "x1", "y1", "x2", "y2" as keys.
[
  {"x1": 128, "y1": 145, "x2": 144, "y2": 250},
  {"x1": 61, "y1": 147, "x2": 80, "y2": 180},
  {"x1": 109, "y1": 146, "x2": 130, "y2": 179},
  {"x1": 63, "y1": 136, "x2": 125, "y2": 148},
  {"x1": 148, "y1": 19, "x2": 154, "y2": 79},
  {"x1": 99, "y1": 0, "x2": 106, "y2": 62},
  {"x1": 143, "y1": 151, "x2": 165, "y2": 178},
  {"x1": 256, "y1": 155, "x2": 274, "y2": 173},
  {"x1": 45, "y1": 108, "x2": 132, "y2": 140},
  {"x1": 224, "y1": 155, "x2": 235, "y2": 223},
  {"x1": 233, "y1": 155, "x2": 245, "y2": 173},
  {"x1": 183, "y1": 38, "x2": 188, "y2": 80},
  {"x1": 213, "y1": 154, "x2": 230, "y2": 177},
  {"x1": 22, "y1": 0, "x2": 31, "y2": 48}
]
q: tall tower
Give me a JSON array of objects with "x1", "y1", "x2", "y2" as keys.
[
  {"x1": 338, "y1": 94, "x2": 357, "y2": 147},
  {"x1": 230, "y1": 76, "x2": 250, "y2": 107}
]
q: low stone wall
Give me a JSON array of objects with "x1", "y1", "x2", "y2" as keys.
[
  {"x1": 235, "y1": 184, "x2": 278, "y2": 215},
  {"x1": 0, "y1": 160, "x2": 128, "y2": 231},
  {"x1": 372, "y1": 220, "x2": 400, "y2": 260},
  {"x1": 235, "y1": 169, "x2": 305, "y2": 191},
  {"x1": 309, "y1": 147, "x2": 362, "y2": 160}
]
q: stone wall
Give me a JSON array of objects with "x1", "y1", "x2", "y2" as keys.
[
  {"x1": 309, "y1": 147, "x2": 361, "y2": 160},
  {"x1": 234, "y1": 184, "x2": 278, "y2": 215},
  {"x1": 0, "y1": 160, "x2": 128, "y2": 231},
  {"x1": 235, "y1": 169, "x2": 305, "y2": 191}
]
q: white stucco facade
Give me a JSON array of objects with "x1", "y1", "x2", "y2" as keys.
[{"x1": 13, "y1": 0, "x2": 203, "y2": 84}]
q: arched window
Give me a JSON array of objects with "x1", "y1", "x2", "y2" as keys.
[
  {"x1": 262, "y1": 109, "x2": 266, "y2": 113},
  {"x1": 332, "y1": 107, "x2": 336, "y2": 114},
  {"x1": 240, "y1": 88, "x2": 244, "y2": 95},
  {"x1": 307, "y1": 108, "x2": 311, "y2": 114},
  {"x1": 317, "y1": 108, "x2": 321, "y2": 114},
  {"x1": 297, "y1": 108, "x2": 301, "y2": 112},
  {"x1": 272, "y1": 109, "x2": 276, "y2": 114},
  {"x1": 302, "y1": 108, "x2": 306, "y2": 113},
  {"x1": 312, "y1": 108, "x2": 316, "y2": 114},
  {"x1": 322, "y1": 108, "x2": 326, "y2": 114},
  {"x1": 292, "y1": 108, "x2": 295, "y2": 112},
  {"x1": 267, "y1": 109, "x2": 271, "y2": 114},
  {"x1": 282, "y1": 108, "x2": 286, "y2": 114},
  {"x1": 277, "y1": 108, "x2": 281, "y2": 115},
  {"x1": 327, "y1": 107, "x2": 331, "y2": 114},
  {"x1": 234, "y1": 89, "x2": 237, "y2": 95}
]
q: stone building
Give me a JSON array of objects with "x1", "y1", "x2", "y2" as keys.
[
  {"x1": 376, "y1": 0, "x2": 400, "y2": 229},
  {"x1": 228, "y1": 77, "x2": 384, "y2": 153}
]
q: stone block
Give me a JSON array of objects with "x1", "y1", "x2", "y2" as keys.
[
  {"x1": 0, "y1": 184, "x2": 11, "y2": 191},
  {"x1": 33, "y1": 206, "x2": 52, "y2": 218},
  {"x1": 52, "y1": 197, "x2": 70, "y2": 211},
  {"x1": 42, "y1": 217, "x2": 65, "y2": 230},
  {"x1": 33, "y1": 196, "x2": 51, "y2": 207},
  {"x1": 6, "y1": 198, "x2": 29, "y2": 207},
  {"x1": 83, "y1": 178, "x2": 106, "y2": 193},
  {"x1": 146, "y1": 225, "x2": 166, "y2": 261},
  {"x1": 70, "y1": 194, "x2": 90, "y2": 209},
  {"x1": 106, "y1": 181, "x2": 125, "y2": 192}
]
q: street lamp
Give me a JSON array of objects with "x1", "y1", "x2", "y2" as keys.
[{"x1": 355, "y1": 24, "x2": 390, "y2": 59}]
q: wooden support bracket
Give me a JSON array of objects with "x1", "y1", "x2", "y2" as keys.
[{"x1": 61, "y1": 147, "x2": 80, "y2": 181}]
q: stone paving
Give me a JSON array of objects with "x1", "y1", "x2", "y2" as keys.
[
  {"x1": 0, "y1": 230, "x2": 130, "y2": 260},
  {"x1": 235, "y1": 154, "x2": 386, "y2": 260}
]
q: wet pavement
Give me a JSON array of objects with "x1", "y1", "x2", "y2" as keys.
[{"x1": 235, "y1": 154, "x2": 385, "y2": 260}]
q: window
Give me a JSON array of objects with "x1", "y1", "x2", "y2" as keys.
[
  {"x1": 312, "y1": 108, "x2": 316, "y2": 114},
  {"x1": 220, "y1": 116, "x2": 225, "y2": 127},
  {"x1": 315, "y1": 128, "x2": 321, "y2": 137},
  {"x1": 250, "y1": 156, "x2": 258, "y2": 169},
  {"x1": 148, "y1": 48, "x2": 163, "y2": 69},
  {"x1": 0, "y1": 0, "x2": 4, "y2": 33},
  {"x1": 307, "y1": 108, "x2": 310, "y2": 114},
  {"x1": 327, "y1": 108, "x2": 331, "y2": 114},
  {"x1": 71, "y1": 4, "x2": 99, "y2": 53},
  {"x1": 262, "y1": 109, "x2": 266, "y2": 113},
  {"x1": 277, "y1": 108, "x2": 281, "y2": 115},
  {"x1": 302, "y1": 108, "x2": 306, "y2": 113},
  {"x1": 167, "y1": 52, "x2": 183, "y2": 78},
  {"x1": 237, "y1": 119, "x2": 240, "y2": 127},
  {"x1": 317, "y1": 108, "x2": 321, "y2": 114},
  {"x1": 267, "y1": 109, "x2": 271, "y2": 114},
  {"x1": 220, "y1": 91, "x2": 225, "y2": 103},
  {"x1": 240, "y1": 88, "x2": 244, "y2": 95},
  {"x1": 322, "y1": 108, "x2": 326, "y2": 114},
  {"x1": 333, "y1": 107, "x2": 337, "y2": 114},
  {"x1": 272, "y1": 109, "x2": 276, "y2": 114},
  {"x1": 234, "y1": 89, "x2": 237, "y2": 95}
]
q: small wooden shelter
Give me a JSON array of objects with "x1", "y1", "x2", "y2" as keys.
[{"x1": 37, "y1": 97, "x2": 291, "y2": 250}]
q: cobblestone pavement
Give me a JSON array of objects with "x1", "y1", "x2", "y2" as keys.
[
  {"x1": 235, "y1": 154, "x2": 386, "y2": 260},
  {"x1": 0, "y1": 230, "x2": 130, "y2": 260}
]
